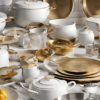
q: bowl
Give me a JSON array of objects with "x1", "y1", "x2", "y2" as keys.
[
  {"x1": 54, "y1": 93, "x2": 100, "y2": 100},
  {"x1": 36, "y1": 48, "x2": 53, "y2": 62},
  {"x1": 0, "y1": 86, "x2": 18, "y2": 100},
  {"x1": 46, "y1": 38, "x2": 80, "y2": 55}
]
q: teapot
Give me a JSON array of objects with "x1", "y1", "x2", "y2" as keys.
[
  {"x1": 20, "y1": 75, "x2": 76, "y2": 100},
  {"x1": 78, "y1": 26, "x2": 94, "y2": 46}
]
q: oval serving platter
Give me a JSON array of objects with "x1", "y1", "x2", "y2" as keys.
[
  {"x1": 82, "y1": 0, "x2": 100, "y2": 17},
  {"x1": 43, "y1": 0, "x2": 74, "y2": 19}
]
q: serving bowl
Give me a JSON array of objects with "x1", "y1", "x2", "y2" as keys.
[
  {"x1": 54, "y1": 93, "x2": 100, "y2": 100},
  {"x1": 36, "y1": 48, "x2": 53, "y2": 62},
  {"x1": 46, "y1": 38, "x2": 80, "y2": 55}
]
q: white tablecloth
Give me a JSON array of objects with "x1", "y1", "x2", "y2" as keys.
[{"x1": 1, "y1": 23, "x2": 100, "y2": 100}]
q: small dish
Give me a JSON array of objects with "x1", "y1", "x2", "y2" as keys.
[
  {"x1": 2, "y1": 27, "x2": 27, "y2": 37},
  {"x1": 0, "y1": 36, "x2": 18, "y2": 45},
  {"x1": 80, "y1": 84, "x2": 99, "y2": 93},
  {"x1": 36, "y1": 48, "x2": 53, "y2": 62},
  {"x1": 0, "y1": 86, "x2": 18, "y2": 100},
  {"x1": 46, "y1": 38, "x2": 80, "y2": 55}
]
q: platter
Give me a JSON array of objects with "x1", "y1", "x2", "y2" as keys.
[
  {"x1": 2, "y1": 27, "x2": 27, "y2": 37},
  {"x1": 56, "y1": 57, "x2": 100, "y2": 74},
  {"x1": 43, "y1": 0, "x2": 74, "y2": 19},
  {"x1": 82, "y1": 0, "x2": 100, "y2": 17},
  {"x1": 0, "y1": 36, "x2": 18, "y2": 45}
]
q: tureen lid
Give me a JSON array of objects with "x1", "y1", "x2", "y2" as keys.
[
  {"x1": 32, "y1": 76, "x2": 66, "y2": 89},
  {"x1": 14, "y1": 1, "x2": 49, "y2": 9},
  {"x1": 85, "y1": 15, "x2": 100, "y2": 24},
  {"x1": 0, "y1": 12, "x2": 7, "y2": 21}
]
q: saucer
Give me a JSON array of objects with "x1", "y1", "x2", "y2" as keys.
[{"x1": 18, "y1": 93, "x2": 27, "y2": 100}]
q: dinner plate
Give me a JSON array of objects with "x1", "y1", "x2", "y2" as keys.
[
  {"x1": 0, "y1": 86, "x2": 18, "y2": 100},
  {"x1": 56, "y1": 57, "x2": 100, "y2": 74},
  {"x1": 0, "y1": 37, "x2": 18, "y2": 45},
  {"x1": 18, "y1": 93, "x2": 27, "y2": 100},
  {"x1": 43, "y1": 0, "x2": 74, "y2": 19},
  {"x1": 82, "y1": 0, "x2": 100, "y2": 17}
]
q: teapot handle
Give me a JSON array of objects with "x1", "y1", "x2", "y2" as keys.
[
  {"x1": 44, "y1": 59, "x2": 59, "y2": 74},
  {"x1": 20, "y1": 82, "x2": 38, "y2": 95},
  {"x1": 67, "y1": 81, "x2": 76, "y2": 92}
]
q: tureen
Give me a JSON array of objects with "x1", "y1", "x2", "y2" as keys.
[
  {"x1": 82, "y1": 15, "x2": 100, "y2": 37},
  {"x1": 20, "y1": 76, "x2": 76, "y2": 100},
  {"x1": 9, "y1": 1, "x2": 54, "y2": 27}
]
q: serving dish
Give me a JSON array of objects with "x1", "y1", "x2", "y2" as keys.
[
  {"x1": 82, "y1": 15, "x2": 100, "y2": 37},
  {"x1": 43, "y1": 0, "x2": 74, "y2": 19},
  {"x1": 46, "y1": 38, "x2": 80, "y2": 55},
  {"x1": 9, "y1": 1, "x2": 54, "y2": 27},
  {"x1": 36, "y1": 48, "x2": 53, "y2": 62},
  {"x1": 54, "y1": 93, "x2": 100, "y2": 100},
  {"x1": 0, "y1": 86, "x2": 18, "y2": 100},
  {"x1": 49, "y1": 19, "x2": 77, "y2": 40},
  {"x1": 20, "y1": 76, "x2": 76, "y2": 100},
  {"x1": 81, "y1": 0, "x2": 100, "y2": 17}
]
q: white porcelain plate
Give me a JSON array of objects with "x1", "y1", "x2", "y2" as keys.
[
  {"x1": 0, "y1": 86, "x2": 18, "y2": 100},
  {"x1": 18, "y1": 93, "x2": 27, "y2": 100}
]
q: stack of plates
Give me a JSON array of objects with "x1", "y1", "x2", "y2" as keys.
[{"x1": 44, "y1": 57, "x2": 100, "y2": 84}]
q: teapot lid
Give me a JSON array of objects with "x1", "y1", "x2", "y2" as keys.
[
  {"x1": 0, "y1": 12, "x2": 7, "y2": 21},
  {"x1": 14, "y1": 1, "x2": 49, "y2": 9},
  {"x1": 85, "y1": 15, "x2": 100, "y2": 24},
  {"x1": 32, "y1": 76, "x2": 66, "y2": 89}
]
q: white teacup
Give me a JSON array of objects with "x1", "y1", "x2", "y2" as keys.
[
  {"x1": 81, "y1": 84, "x2": 98, "y2": 93},
  {"x1": 22, "y1": 66, "x2": 40, "y2": 80}
]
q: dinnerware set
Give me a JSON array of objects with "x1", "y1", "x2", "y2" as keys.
[{"x1": 0, "y1": 0, "x2": 100, "y2": 100}]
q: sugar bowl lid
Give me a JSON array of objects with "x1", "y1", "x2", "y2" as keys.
[
  {"x1": 32, "y1": 76, "x2": 66, "y2": 89},
  {"x1": 14, "y1": 1, "x2": 49, "y2": 9}
]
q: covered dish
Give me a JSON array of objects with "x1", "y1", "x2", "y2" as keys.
[
  {"x1": 9, "y1": 1, "x2": 54, "y2": 27},
  {"x1": 20, "y1": 76, "x2": 76, "y2": 100},
  {"x1": 82, "y1": 15, "x2": 100, "y2": 37}
]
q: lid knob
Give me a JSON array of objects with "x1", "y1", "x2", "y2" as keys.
[{"x1": 44, "y1": 75, "x2": 54, "y2": 81}]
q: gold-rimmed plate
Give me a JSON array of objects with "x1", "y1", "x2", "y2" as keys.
[
  {"x1": 82, "y1": 0, "x2": 100, "y2": 17},
  {"x1": 56, "y1": 57, "x2": 100, "y2": 74},
  {"x1": 55, "y1": 74, "x2": 100, "y2": 83},
  {"x1": 43, "y1": 0, "x2": 74, "y2": 19},
  {"x1": 0, "y1": 36, "x2": 18, "y2": 45}
]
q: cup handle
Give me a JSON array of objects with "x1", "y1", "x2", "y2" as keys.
[
  {"x1": 44, "y1": 59, "x2": 58, "y2": 74},
  {"x1": 20, "y1": 82, "x2": 38, "y2": 95},
  {"x1": 67, "y1": 81, "x2": 76, "y2": 92}
]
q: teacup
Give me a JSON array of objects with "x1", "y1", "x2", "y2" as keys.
[
  {"x1": 22, "y1": 66, "x2": 40, "y2": 80},
  {"x1": 81, "y1": 84, "x2": 98, "y2": 93}
]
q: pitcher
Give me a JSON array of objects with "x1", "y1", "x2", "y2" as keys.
[{"x1": 29, "y1": 28, "x2": 47, "y2": 49}]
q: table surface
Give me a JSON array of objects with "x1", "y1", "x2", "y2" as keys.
[{"x1": 1, "y1": 22, "x2": 100, "y2": 100}]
